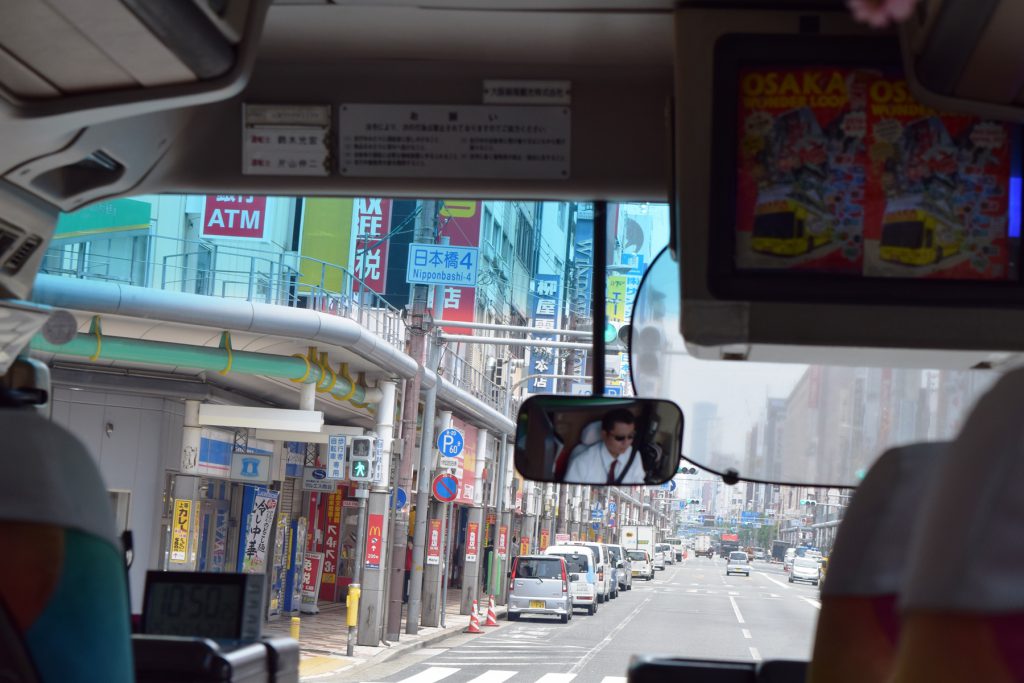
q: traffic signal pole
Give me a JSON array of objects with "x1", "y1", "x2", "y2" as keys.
[{"x1": 385, "y1": 200, "x2": 435, "y2": 641}]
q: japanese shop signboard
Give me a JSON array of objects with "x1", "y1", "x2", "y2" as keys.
[
  {"x1": 466, "y1": 521, "x2": 480, "y2": 562},
  {"x1": 203, "y1": 195, "x2": 267, "y2": 239},
  {"x1": 427, "y1": 519, "x2": 443, "y2": 565},
  {"x1": 352, "y1": 198, "x2": 392, "y2": 294},
  {"x1": 735, "y1": 67, "x2": 1018, "y2": 281},
  {"x1": 300, "y1": 552, "x2": 324, "y2": 613},
  {"x1": 170, "y1": 499, "x2": 191, "y2": 564},
  {"x1": 527, "y1": 274, "x2": 561, "y2": 394},
  {"x1": 319, "y1": 492, "x2": 342, "y2": 600},
  {"x1": 365, "y1": 513, "x2": 384, "y2": 570},
  {"x1": 436, "y1": 200, "x2": 481, "y2": 335},
  {"x1": 241, "y1": 489, "x2": 279, "y2": 574}
]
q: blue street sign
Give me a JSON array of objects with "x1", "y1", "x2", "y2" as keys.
[
  {"x1": 391, "y1": 487, "x2": 409, "y2": 510},
  {"x1": 432, "y1": 473, "x2": 459, "y2": 503},
  {"x1": 436, "y1": 428, "x2": 465, "y2": 457},
  {"x1": 608, "y1": 502, "x2": 617, "y2": 513},
  {"x1": 591, "y1": 522, "x2": 600, "y2": 531},
  {"x1": 407, "y1": 243, "x2": 479, "y2": 286}
]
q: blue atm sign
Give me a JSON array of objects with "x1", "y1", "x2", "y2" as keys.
[{"x1": 406, "y1": 243, "x2": 479, "y2": 286}]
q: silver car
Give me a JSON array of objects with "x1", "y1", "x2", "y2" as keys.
[
  {"x1": 508, "y1": 555, "x2": 573, "y2": 623},
  {"x1": 726, "y1": 551, "x2": 750, "y2": 576},
  {"x1": 605, "y1": 543, "x2": 632, "y2": 591}
]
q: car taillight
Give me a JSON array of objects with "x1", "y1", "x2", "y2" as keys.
[{"x1": 562, "y1": 565, "x2": 569, "y2": 593}]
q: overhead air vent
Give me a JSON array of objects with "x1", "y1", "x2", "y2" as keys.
[
  {"x1": 3, "y1": 235, "x2": 42, "y2": 275},
  {"x1": 0, "y1": 224, "x2": 22, "y2": 263}
]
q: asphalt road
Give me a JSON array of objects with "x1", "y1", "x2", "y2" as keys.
[{"x1": 332, "y1": 557, "x2": 820, "y2": 683}]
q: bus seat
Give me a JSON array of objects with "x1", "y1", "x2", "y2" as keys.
[
  {"x1": 893, "y1": 368, "x2": 1024, "y2": 682},
  {"x1": 0, "y1": 407, "x2": 133, "y2": 683},
  {"x1": 808, "y1": 441, "x2": 948, "y2": 683},
  {"x1": 757, "y1": 659, "x2": 807, "y2": 682},
  {"x1": 555, "y1": 419, "x2": 602, "y2": 481}
]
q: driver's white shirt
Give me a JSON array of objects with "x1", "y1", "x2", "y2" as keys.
[{"x1": 564, "y1": 440, "x2": 645, "y2": 485}]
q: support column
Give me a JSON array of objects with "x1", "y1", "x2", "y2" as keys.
[
  {"x1": 461, "y1": 427, "x2": 488, "y2": 615},
  {"x1": 357, "y1": 380, "x2": 397, "y2": 646},
  {"x1": 420, "y1": 410, "x2": 452, "y2": 627},
  {"x1": 497, "y1": 441, "x2": 514, "y2": 605},
  {"x1": 407, "y1": 339, "x2": 441, "y2": 634}
]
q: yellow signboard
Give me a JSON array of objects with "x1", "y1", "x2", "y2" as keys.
[
  {"x1": 607, "y1": 276, "x2": 627, "y2": 322},
  {"x1": 170, "y1": 499, "x2": 191, "y2": 563}
]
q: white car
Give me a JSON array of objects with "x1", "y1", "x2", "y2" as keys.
[
  {"x1": 652, "y1": 546, "x2": 666, "y2": 570},
  {"x1": 726, "y1": 551, "x2": 750, "y2": 576},
  {"x1": 545, "y1": 545, "x2": 600, "y2": 615},
  {"x1": 627, "y1": 548, "x2": 654, "y2": 580},
  {"x1": 656, "y1": 543, "x2": 675, "y2": 565},
  {"x1": 789, "y1": 556, "x2": 821, "y2": 585}
]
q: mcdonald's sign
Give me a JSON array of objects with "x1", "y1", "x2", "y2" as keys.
[{"x1": 365, "y1": 513, "x2": 384, "y2": 569}]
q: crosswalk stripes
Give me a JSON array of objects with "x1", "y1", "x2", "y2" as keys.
[{"x1": 373, "y1": 668, "x2": 628, "y2": 683}]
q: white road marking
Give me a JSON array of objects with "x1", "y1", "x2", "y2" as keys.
[
  {"x1": 803, "y1": 598, "x2": 822, "y2": 609},
  {"x1": 599, "y1": 678, "x2": 627, "y2": 683},
  {"x1": 756, "y1": 573, "x2": 791, "y2": 590},
  {"x1": 686, "y1": 589, "x2": 698, "y2": 593},
  {"x1": 729, "y1": 596, "x2": 746, "y2": 624},
  {"x1": 536, "y1": 675, "x2": 578, "y2": 683},
  {"x1": 466, "y1": 672, "x2": 517, "y2": 683},
  {"x1": 749, "y1": 647, "x2": 762, "y2": 662},
  {"x1": 728, "y1": 591, "x2": 739, "y2": 596},
  {"x1": 770, "y1": 593, "x2": 780, "y2": 598},
  {"x1": 742, "y1": 629, "x2": 752, "y2": 639},
  {"x1": 395, "y1": 667, "x2": 460, "y2": 683},
  {"x1": 569, "y1": 597, "x2": 652, "y2": 674}
]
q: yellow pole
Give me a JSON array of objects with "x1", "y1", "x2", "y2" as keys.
[
  {"x1": 346, "y1": 583, "x2": 361, "y2": 656},
  {"x1": 290, "y1": 616, "x2": 301, "y2": 640}
]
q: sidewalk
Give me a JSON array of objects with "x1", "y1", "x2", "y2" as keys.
[{"x1": 263, "y1": 588, "x2": 507, "y2": 680}]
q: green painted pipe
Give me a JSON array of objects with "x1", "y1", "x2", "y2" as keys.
[{"x1": 32, "y1": 333, "x2": 370, "y2": 404}]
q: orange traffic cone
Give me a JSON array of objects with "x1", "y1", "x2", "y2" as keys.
[
  {"x1": 465, "y1": 600, "x2": 483, "y2": 633},
  {"x1": 484, "y1": 595, "x2": 499, "y2": 627}
]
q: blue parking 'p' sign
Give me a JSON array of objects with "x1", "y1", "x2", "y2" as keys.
[{"x1": 436, "y1": 428, "x2": 464, "y2": 457}]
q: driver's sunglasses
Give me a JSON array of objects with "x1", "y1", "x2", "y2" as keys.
[{"x1": 611, "y1": 433, "x2": 636, "y2": 442}]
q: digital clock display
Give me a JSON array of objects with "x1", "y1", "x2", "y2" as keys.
[{"x1": 142, "y1": 572, "x2": 264, "y2": 640}]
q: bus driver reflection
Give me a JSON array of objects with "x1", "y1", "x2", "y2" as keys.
[{"x1": 564, "y1": 409, "x2": 646, "y2": 485}]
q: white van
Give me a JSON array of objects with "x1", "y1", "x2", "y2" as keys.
[
  {"x1": 544, "y1": 545, "x2": 600, "y2": 615},
  {"x1": 570, "y1": 541, "x2": 614, "y2": 601}
]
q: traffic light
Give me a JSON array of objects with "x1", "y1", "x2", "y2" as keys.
[
  {"x1": 677, "y1": 466, "x2": 698, "y2": 475},
  {"x1": 688, "y1": 498, "x2": 700, "y2": 505},
  {"x1": 349, "y1": 436, "x2": 374, "y2": 481},
  {"x1": 604, "y1": 322, "x2": 631, "y2": 352},
  {"x1": 799, "y1": 499, "x2": 817, "y2": 506}
]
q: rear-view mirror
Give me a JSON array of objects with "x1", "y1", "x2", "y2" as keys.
[
  {"x1": 514, "y1": 396, "x2": 684, "y2": 485},
  {"x1": 570, "y1": 573, "x2": 580, "y2": 582}
]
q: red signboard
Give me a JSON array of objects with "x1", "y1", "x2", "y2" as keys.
[
  {"x1": 465, "y1": 521, "x2": 480, "y2": 562},
  {"x1": 365, "y1": 513, "x2": 384, "y2": 570},
  {"x1": 436, "y1": 200, "x2": 481, "y2": 334},
  {"x1": 319, "y1": 492, "x2": 342, "y2": 601},
  {"x1": 498, "y1": 525, "x2": 508, "y2": 558},
  {"x1": 352, "y1": 198, "x2": 391, "y2": 294},
  {"x1": 203, "y1": 195, "x2": 267, "y2": 238},
  {"x1": 427, "y1": 519, "x2": 443, "y2": 565},
  {"x1": 301, "y1": 552, "x2": 322, "y2": 595},
  {"x1": 721, "y1": 533, "x2": 739, "y2": 542},
  {"x1": 734, "y1": 67, "x2": 1016, "y2": 281}
]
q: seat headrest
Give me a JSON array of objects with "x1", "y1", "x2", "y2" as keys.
[
  {"x1": 0, "y1": 409, "x2": 119, "y2": 550},
  {"x1": 579, "y1": 420, "x2": 602, "y2": 447},
  {"x1": 822, "y1": 441, "x2": 949, "y2": 598},
  {"x1": 902, "y1": 367, "x2": 1024, "y2": 613}
]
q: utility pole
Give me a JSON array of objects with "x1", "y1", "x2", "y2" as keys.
[
  {"x1": 406, "y1": 333, "x2": 439, "y2": 633},
  {"x1": 385, "y1": 200, "x2": 435, "y2": 640}
]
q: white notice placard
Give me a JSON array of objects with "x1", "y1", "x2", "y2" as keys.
[
  {"x1": 242, "y1": 104, "x2": 331, "y2": 176},
  {"x1": 338, "y1": 104, "x2": 570, "y2": 179}
]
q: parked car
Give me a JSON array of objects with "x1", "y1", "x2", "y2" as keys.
[
  {"x1": 790, "y1": 556, "x2": 821, "y2": 586},
  {"x1": 783, "y1": 547, "x2": 796, "y2": 572},
  {"x1": 627, "y1": 548, "x2": 654, "y2": 580},
  {"x1": 726, "y1": 551, "x2": 751, "y2": 577},
  {"x1": 545, "y1": 545, "x2": 599, "y2": 615},
  {"x1": 653, "y1": 545, "x2": 666, "y2": 570},
  {"x1": 656, "y1": 543, "x2": 675, "y2": 565},
  {"x1": 605, "y1": 543, "x2": 632, "y2": 592},
  {"x1": 571, "y1": 541, "x2": 615, "y2": 600},
  {"x1": 753, "y1": 548, "x2": 766, "y2": 561},
  {"x1": 507, "y1": 555, "x2": 573, "y2": 623}
]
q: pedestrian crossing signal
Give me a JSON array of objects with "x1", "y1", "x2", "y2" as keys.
[{"x1": 349, "y1": 436, "x2": 375, "y2": 481}]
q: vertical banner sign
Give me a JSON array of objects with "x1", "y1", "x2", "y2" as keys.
[
  {"x1": 365, "y1": 513, "x2": 384, "y2": 569},
  {"x1": 319, "y1": 492, "x2": 342, "y2": 600},
  {"x1": 436, "y1": 200, "x2": 481, "y2": 335},
  {"x1": 528, "y1": 274, "x2": 561, "y2": 394},
  {"x1": 540, "y1": 529, "x2": 550, "y2": 551},
  {"x1": 427, "y1": 519, "x2": 443, "y2": 565},
  {"x1": 498, "y1": 525, "x2": 508, "y2": 559},
  {"x1": 520, "y1": 537, "x2": 530, "y2": 555},
  {"x1": 327, "y1": 434, "x2": 346, "y2": 480},
  {"x1": 352, "y1": 198, "x2": 392, "y2": 294},
  {"x1": 573, "y1": 209, "x2": 594, "y2": 385},
  {"x1": 301, "y1": 552, "x2": 324, "y2": 613},
  {"x1": 465, "y1": 521, "x2": 480, "y2": 562},
  {"x1": 202, "y1": 195, "x2": 267, "y2": 239},
  {"x1": 242, "y1": 490, "x2": 279, "y2": 573},
  {"x1": 452, "y1": 416, "x2": 477, "y2": 505},
  {"x1": 171, "y1": 500, "x2": 192, "y2": 563}
]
